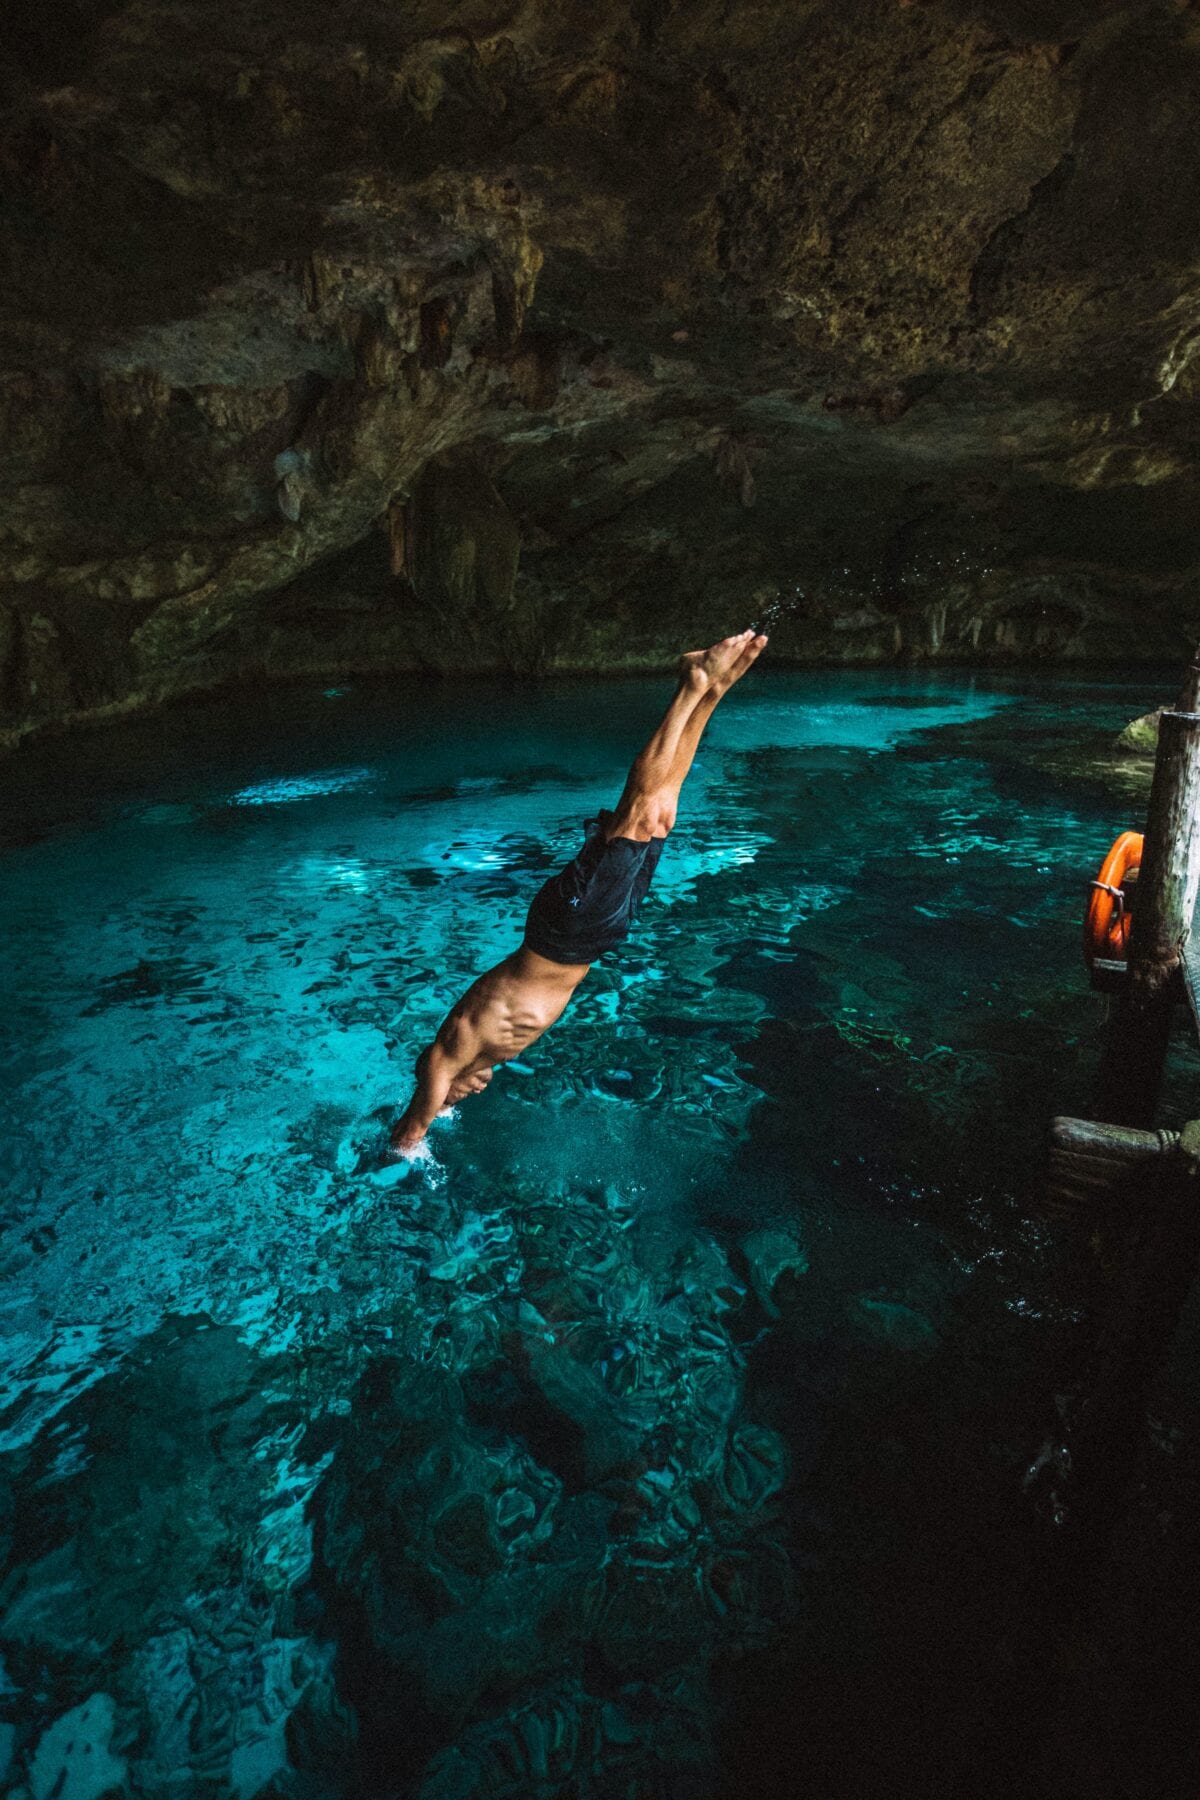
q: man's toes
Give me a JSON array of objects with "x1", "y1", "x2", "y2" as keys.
[{"x1": 729, "y1": 635, "x2": 768, "y2": 679}]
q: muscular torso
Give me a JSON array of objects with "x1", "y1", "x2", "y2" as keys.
[
  {"x1": 436, "y1": 948, "x2": 588, "y2": 1075},
  {"x1": 392, "y1": 946, "x2": 591, "y2": 1148}
]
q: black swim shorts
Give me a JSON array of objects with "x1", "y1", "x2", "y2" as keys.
[{"x1": 523, "y1": 810, "x2": 667, "y2": 965}]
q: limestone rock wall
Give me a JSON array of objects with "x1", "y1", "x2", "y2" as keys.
[{"x1": 3, "y1": 0, "x2": 1200, "y2": 742}]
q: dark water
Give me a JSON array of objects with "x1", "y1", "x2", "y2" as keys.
[{"x1": 0, "y1": 668, "x2": 1188, "y2": 1797}]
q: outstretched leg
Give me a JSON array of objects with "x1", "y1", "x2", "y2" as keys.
[{"x1": 607, "y1": 630, "x2": 767, "y2": 841}]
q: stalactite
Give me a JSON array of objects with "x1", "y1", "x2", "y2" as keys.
[
  {"x1": 419, "y1": 297, "x2": 453, "y2": 368},
  {"x1": 387, "y1": 498, "x2": 410, "y2": 578},
  {"x1": 712, "y1": 434, "x2": 756, "y2": 509}
]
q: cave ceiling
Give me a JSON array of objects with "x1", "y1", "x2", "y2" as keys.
[{"x1": 2, "y1": 0, "x2": 1200, "y2": 738}]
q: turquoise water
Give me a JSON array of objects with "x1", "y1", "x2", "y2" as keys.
[{"x1": 0, "y1": 668, "x2": 1182, "y2": 1796}]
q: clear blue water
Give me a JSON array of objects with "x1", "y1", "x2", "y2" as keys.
[{"x1": 0, "y1": 668, "x2": 1185, "y2": 1797}]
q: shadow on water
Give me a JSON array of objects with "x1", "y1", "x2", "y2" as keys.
[{"x1": 697, "y1": 705, "x2": 1191, "y2": 1797}]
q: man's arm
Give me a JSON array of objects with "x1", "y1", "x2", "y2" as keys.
[{"x1": 389, "y1": 1043, "x2": 458, "y2": 1153}]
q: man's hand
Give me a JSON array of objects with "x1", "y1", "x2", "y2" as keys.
[
  {"x1": 390, "y1": 1041, "x2": 457, "y2": 1152},
  {"x1": 447, "y1": 1067, "x2": 494, "y2": 1104}
]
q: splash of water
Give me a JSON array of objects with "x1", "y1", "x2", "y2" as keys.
[
  {"x1": 369, "y1": 1134, "x2": 446, "y2": 1191},
  {"x1": 752, "y1": 545, "x2": 1004, "y2": 633}
]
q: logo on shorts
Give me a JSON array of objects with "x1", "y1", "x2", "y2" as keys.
[{"x1": 568, "y1": 896, "x2": 581, "y2": 907}]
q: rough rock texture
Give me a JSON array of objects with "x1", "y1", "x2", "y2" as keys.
[
  {"x1": 312, "y1": 1172, "x2": 790, "y2": 1796},
  {"x1": 3, "y1": 0, "x2": 1200, "y2": 742},
  {"x1": 1116, "y1": 707, "x2": 1161, "y2": 754}
]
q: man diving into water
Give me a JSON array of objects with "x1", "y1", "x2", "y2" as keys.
[{"x1": 389, "y1": 629, "x2": 768, "y2": 1156}]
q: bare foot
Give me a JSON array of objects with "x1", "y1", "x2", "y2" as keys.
[
  {"x1": 679, "y1": 630, "x2": 756, "y2": 692},
  {"x1": 680, "y1": 630, "x2": 767, "y2": 695},
  {"x1": 714, "y1": 632, "x2": 768, "y2": 694}
]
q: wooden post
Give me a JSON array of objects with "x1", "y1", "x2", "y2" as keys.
[
  {"x1": 1053, "y1": 1119, "x2": 1200, "y2": 1537},
  {"x1": 1093, "y1": 648, "x2": 1200, "y2": 1126},
  {"x1": 1042, "y1": 1115, "x2": 1177, "y2": 1219},
  {"x1": 964, "y1": 1116, "x2": 1200, "y2": 1790}
]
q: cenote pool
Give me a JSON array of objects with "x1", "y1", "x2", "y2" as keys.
[{"x1": 0, "y1": 667, "x2": 1193, "y2": 1797}]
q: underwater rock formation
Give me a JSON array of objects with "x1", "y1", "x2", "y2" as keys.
[
  {"x1": 313, "y1": 1176, "x2": 790, "y2": 1794},
  {"x1": 0, "y1": 1316, "x2": 347, "y2": 1799},
  {"x1": 3, "y1": 0, "x2": 1200, "y2": 741}
]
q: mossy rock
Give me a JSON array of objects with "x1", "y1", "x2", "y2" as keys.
[{"x1": 1116, "y1": 709, "x2": 1161, "y2": 756}]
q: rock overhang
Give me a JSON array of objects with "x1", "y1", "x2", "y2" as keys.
[{"x1": 2, "y1": 0, "x2": 1199, "y2": 743}]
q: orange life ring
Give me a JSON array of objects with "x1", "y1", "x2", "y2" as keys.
[{"x1": 1084, "y1": 831, "x2": 1143, "y2": 965}]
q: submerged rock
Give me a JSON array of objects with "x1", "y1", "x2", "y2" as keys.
[
  {"x1": 28, "y1": 1694, "x2": 126, "y2": 1800},
  {"x1": 739, "y1": 1225, "x2": 810, "y2": 1319},
  {"x1": 310, "y1": 1176, "x2": 792, "y2": 1790},
  {"x1": 854, "y1": 1295, "x2": 940, "y2": 1356},
  {"x1": 417, "y1": 1676, "x2": 712, "y2": 1800}
]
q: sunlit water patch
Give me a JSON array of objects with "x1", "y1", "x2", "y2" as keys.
[
  {"x1": 0, "y1": 669, "x2": 1181, "y2": 1797},
  {"x1": 230, "y1": 766, "x2": 376, "y2": 806}
]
